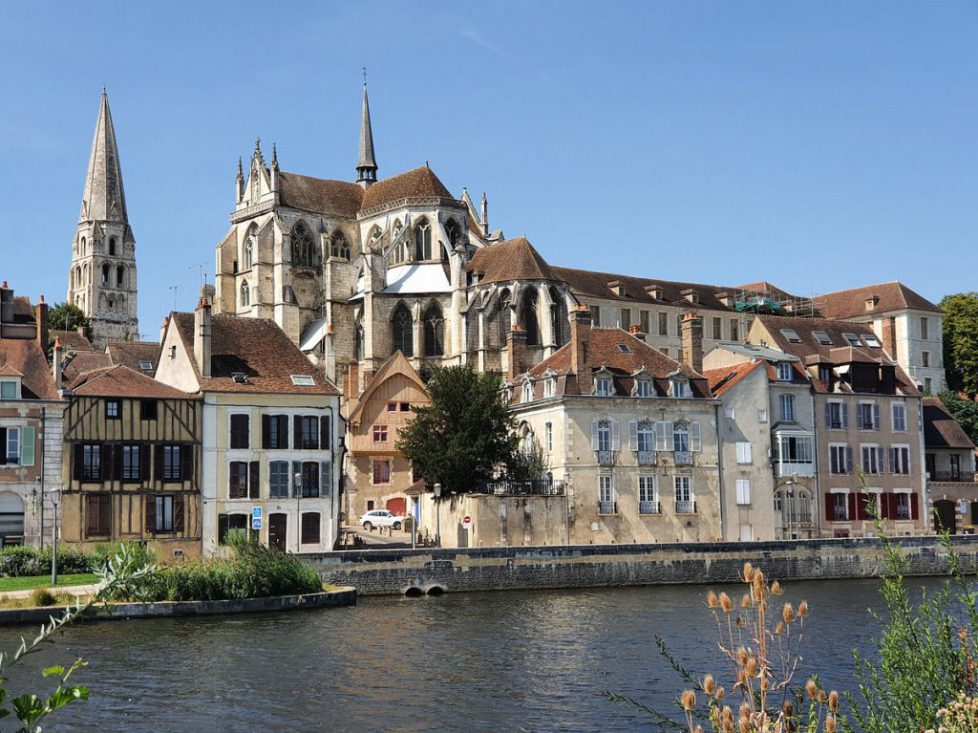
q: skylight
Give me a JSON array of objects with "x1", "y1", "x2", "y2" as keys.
[
  {"x1": 291, "y1": 375, "x2": 315, "y2": 386},
  {"x1": 780, "y1": 328, "x2": 802, "y2": 343},
  {"x1": 843, "y1": 333, "x2": 861, "y2": 347},
  {"x1": 813, "y1": 330, "x2": 832, "y2": 345},
  {"x1": 617, "y1": 344, "x2": 632, "y2": 354},
  {"x1": 139, "y1": 360, "x2": 153, "y2": 371},
  {"x1": 231, "y1": 372, "x2": 248, "y2": 384},
  {"x1": 863, "y1": 334, "x2": 881, "y2": 348}
]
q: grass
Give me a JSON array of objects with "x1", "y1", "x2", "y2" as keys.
[{"x1": 0, "y1": 574, "x2": 99, "y2": 593}]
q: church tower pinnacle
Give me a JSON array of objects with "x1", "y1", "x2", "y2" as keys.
[
  {"x1": 66, "y1": 90, "x2": 139, "y2": 347},
  {"x1": 356, "y1": 74, "x2": 378, "y2": 187}
]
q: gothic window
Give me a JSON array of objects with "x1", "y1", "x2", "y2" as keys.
[
  {"x1": 445, "y1": 219, "x2": 462, "y2": 248},
  {"x1": 369, "y1": 225, "x2": 382, "y2": 245},
  {"x1": 497, "y1": 289, "x2": 512, "y2": 347},
  {"x1": 116, "y1": 266, "x2": 124, "y2": 287},
  {"x1": 107, "y1": 297, "x2": 114, "y2": 311},
  {"x1": 550, "y1": 287, "x2": 569, "y2": 346},
  {"x1": 415, "y1": 219, "x2": 432, "y2": 261},
  {"x1": 330, "y1": 232, "x2": 350, "y2": 260},
  {"x1": 243, "y1": 239, "x2": 253, "y2": 270},
  {"x1": 109, "y1": 237, "x2": 117, "y2": 256},
  {"x1": 423, "y1": 303, "x2": 444, "y2": 357},
  {"x1": 101, "y1": 264, "x2": 110, "y2": 285},
  {"x1": 521, "y1": 289, "x2": 539, "y2": 346},
  {"x1": 392, "y1": 303, "x2": 413, "y2": 357},
  {"x1": 74, "y1": 266, "x2": 81, "y2": 289},
  {"x1": 70, "y1": 270, "x2": 75, "y2": 289},
  {"x1": 80, "y1": 237, "x2": 86, "y2": 255},
  {"x1": 354, "y1": 319, "x2": 365, "y2": 361},
  {"x1": 291, "y1": 221, "x2": 316, "y2": 268},
  {"x1": 240, "y1": 280, "x2": 250, "y2": 307}
]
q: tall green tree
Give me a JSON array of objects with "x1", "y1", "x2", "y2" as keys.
[
  {"x1": 937, "y1": 391, "x2": 978, "y2": 445},
  {"x1": 940, "y1": 292, "x2": 978, "y2": 395},
  {"x1": 47, "y1": 302, "x2": 92, "y2": 343},
  {"x1": 396, "y1": 365, "x2": 520, "y2": 496}
]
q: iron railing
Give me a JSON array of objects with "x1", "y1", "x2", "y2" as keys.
[
  {"x1": 636, "y1": 450, "x2": 656, "y2": 466},
  {"x1": 598, "y1": 501, "x2": 618, "y2": 515},
  {"x1": 638, "y1": 500, "x2": 661, "y2": 515},
  {"x1": 476, "y1": 480, "x2": 566, "y2": 496},
  {"x1": 596, "y1": 450, "x2": 617, "y2": 467},
  {"x1": 674, "y1": 451, "x2": 692, "y2": 466},
  {"x1": 675, "y1": 500, "x2": 697, "y2": 514},
  {"x1": 929, "y1": 471, "x2": 976, "y2": 483}
]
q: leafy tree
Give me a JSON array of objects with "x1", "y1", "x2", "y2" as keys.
[
  {"x1": 396, "y1": 365, "x2": 520, "y2": 496},
  {"x1": 937, "y1": 391, "x2": 978, "y2": 445},
  {"x1": 47, "y1": 302, "x2": 91, "y2": 344},
  {"x1": 940, "y1": 293, "x2": 978, "y2": 395}
]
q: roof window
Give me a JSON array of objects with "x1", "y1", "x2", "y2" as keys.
[
  {"x1": 780, "y1": 328, "x2": 802, "y2": 343},
  {"x1": 139, "y1": 360, "x2": 153, "y2": 371},
  {"x1": 617, "y1": 344, "x2": 632, "y2": 354},
  {"x1": 863, "y1": 334, "x2": 881, "y2": 348},
  {"x1": 231, "y1": 372, "x2": 248, "y2": 384},
  {"x1": 291, "y1": 375, "x2": 315, "y2": 386},
  {"x1": 813, "y1": 330, "x2": 832, "y2": 345},
  {"x1": 843, "y1": 333, "x2": 861, "y2": 347}
]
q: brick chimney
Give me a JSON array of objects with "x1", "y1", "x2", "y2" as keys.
[
  {"x1": 52, "y1": 338, "x2": 63, "y2": 391},
  {"x1": 194, "y1": 296, "x2": 212, "y2": 378},
  {"x1": 881, "y1": 317, "x2": 898, "y2": 362},
  {"x1": 569, "y1": 306, "x2": 593, "y2": 393},
  {"x1": 507, "y1": 325, "x2": 527, "y2": 379},
  {"x1": 628, "y1": 323, "x2": 645, "y2": 342},
  {"x1": 680, "y1": 311, "x2": 704, "y2": 374},
  {"x1": 35, "y1": 295, "x2": 48, "y2": 352}
]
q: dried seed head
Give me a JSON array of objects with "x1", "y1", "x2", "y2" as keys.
[
  {"x1": 745, "y1": 656, "x2": 758, "y2": 677},
  {"x1": 806, "y1": 679, "x2": 818, "y2": 700},
  {"x1": 760, "y1": 676, "x2": 770, "y2": 691},
  {"x1": 682, "y1": 689, "x2": 696, "y2": 711},
  {"x1": 775, "y1": 622, "x2": 784, "y2": 635},
  {"x1": 739, "y1": 720, "x2": 750, "y2": 733},
  {"x1": 825, "y1": 713, "x2": 837, "y2": 733},
  {"x1": 782, "y1": 602, "x2": 795, "y2": 624},
  {"x1": 736, "y1": 615, "x2": 745, "y2": 629},
  {"x1": 828, "y1": 691, "x2": 839, "y2": 712},
  {"x1": 719, "y1": 592, "x2": 733, "y2": 613},
  {"x1": 782, "y1": 700, "x2": 793, "y2": 717},
  {"x1": 737, "y1": 647, "x2": 749, "y2": 665},
  {"x1": 798, "y1": 600, "x2": 809, "y2": 618},
  {"x1": 743, "y1": 562, "x2": 753, "y2": 583},
  {"x1": 703, "y1": 674, "x2": 716, "y2": 695},
  {"x1": 771, "y1": 580, "x2": 782, "y2": 596},
  {"x1": 716, "y1": 686, "x2": 725, "y2": 700},
  {"x1": 707, "y1": 590, "x2": 719, "y2": 608},
  {"x1": 818, "y1": 690, "x2": 828, "y2": 704},
  {"x1": 694, "y1": 726, "x2": 703, "y2": 733},
  {"x1": 741, "y1": 593, "x2": 751, "y2": 608}
]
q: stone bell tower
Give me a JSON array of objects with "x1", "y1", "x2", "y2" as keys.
[{"x1": 66, "y1": 90, "x2": 139, "y2": 347}]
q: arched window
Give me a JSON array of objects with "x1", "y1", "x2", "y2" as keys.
[
  {"x1": 521, "y1": 289, "x2": 539, "y2": 346},
  {"x1": 74, "y1": 266, "x2": 81, "y2": 288},
  {"x1": 291, "y1": 221, "x2": 316, "y2": 268},
  {"x1": 392, "y1": 303, "x2": 413, "y2": 357},
  {"x1": 101, "y1": 264, "x2": 110, "y2": 285},
  {"x1": 415, "y1": 219, "x2": 431, "y2": 261},
  {"x1": 80, "y1": 237, "x2": 86, "y2": 255},
  {"x1": 330, "y1": 232, "x2": 350, "y2": 260},
  {"x1": 116, "y1": 265, "x2": 124, "y2": 287},
  {"x1": 497, "y1": 289, "x2": 512, "y2": 347},
  {"x1": 550, "y1": 287, "x2": 569, "y2": 346},
  {"x1": 423, "y1": 302, "x2": 444, "y2": 357},
  {"x1": 243, "y1": 230, "x2": 254, "y2": 270},
  {"x1": 445, "y1": 219, "x2": 462, "y2": 248},
  {"x1": 673, "y1": 422, "x2": 689, "y2": 452},
  {"x1": 240, "y1": 280, "x2": 250, "y2": 307},
  {"x1": 354, "y1": 319, "x2": 365, "y2": 361},
  {"x1": 109, "y1": 237, "x2": 117, "y2": 256},
  {"x1": 368, "y1": 225, "x2": 382, "y2": 245}
]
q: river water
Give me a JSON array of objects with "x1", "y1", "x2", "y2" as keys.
[{"x1": 0, "y1": 579, "x2": 908, "y2": 732}]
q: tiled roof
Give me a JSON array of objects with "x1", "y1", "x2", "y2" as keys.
[
  {"x1": 360, "y1": 166, "x2": 454, "y2": 212},
  {"x1": 171, "y1": 312, "x2": 339, "y2": 395},
  {"x1": 704, "y1": 361, "x2": 766, "y2": 397},
  {"x1": 51, "y1": 330, "x2": 94, "y2": 352},
  {"x1": 467, "y1": 237, "x2": 555, "y2": 284},
  {"x1": 11, "y1": 297, "x2": 35, "y2": 324},
  {"x1": 67, "y1": 365, "x2": 192, "y2": 399},
  {"x1": 550, "y1": 266, "x2": 739, "y2": 310},
  {"x1": 278, "y1": 172, "x2": 363, "y2": 218},
  {"x1": 923, "y1": 398, "x2": 976, "y2": 450},
  {"x1": 755, "y1": 315, "x2": 890, "y2": 364},
  {"x1": 62, "y1": 351, "x2": 113, "y2": 384},
  {"x1": 0, "y1": 340, "x2": 59, "y2": 400},
  {"x1": 106, "y1": 340, "x2": 160, "y2": 377},
  {"x1": 815, "y1": 282, "x2": 940, "y2": 318}
]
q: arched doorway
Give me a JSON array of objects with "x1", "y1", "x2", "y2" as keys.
[
  {"x1": 934, "y1": 500, "x2": 957, "y2": 534},
  {"x1": 0, "y1": 493, "x2": 25, "y2": 547}
]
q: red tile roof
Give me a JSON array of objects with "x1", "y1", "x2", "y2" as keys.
[
  {"x1": 815, "y1": 282, "x2": 940, "y2": 318},
  {"x1": 106, "y1": 340, "x2": 160, "y2": 377},
  {"x1": 755, "y1": 314, "x2": 890, "y2": 363},
  {"x1": 550, "y1": 266, "x2": 740, "y2": 311},
  {"x1": 0, "y1": 339, "x2": 60, "y2": 400},
  {"x1": 51, "y1": 330, "x2": 94, "y2": 352},
  {"x1": 277, "y1": 172, "x2": 363, "y2": 218},
  {"x1": 67, "y1": 365, "x2": 192, "y2": 399},
  {"x1": 467, "y1": 237, "x2": 555, "y2": 284},
  {"x1": 924, "y1": 397, "x2": 976, "y2": 450},
  {"x1": 62, "y1": 351, "x2": 114, "y2": 384},
  {"x1": 704, "y1": 361, "x2": 766, "y2": 397},
  {"x1": 360, "y1": 166, "x2": 454, "y2": 212}
]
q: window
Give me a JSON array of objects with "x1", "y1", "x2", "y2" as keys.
[
  {"x1": 399, "y1": 402, "x2": 410, "y2": 412},
  {"x1": 712, "y1": 317, "x2": 722, "y2": 340},
  {"x1": 105, "y1": 400, "x2": 121, "y2": 419},
  {"x1": 140, "y1": 400, "x2": 158, "y2": 421},
  {"x1": 843, "y1": 332, "x2": 861, "y2": 347},
  {"x1": 101, "y1": 263, "x2": 110, "y2": 285},
  {"x1": 780, "y1": 328, "x2": 801, "y2": 343},
  {"x1": 725, "y1": 407, "x2": 735, "y2": 419},
  {"x1": 218, "y1": 514, "x2": 250, "y2": 545},
  {"x1": 598, "y1": 475, "x2": 615, "y2": 512},
  {"x1": 591, "y1": 306, "x2": 601, "y2": 327},
  {"x1": 757, "y1": 409, "x2": 767, "y2": 423},
  {"x1": 154, "y1": 495, "x2": 174, "y2": 532},
  {"x1": 301, "y1": 512, "x2": 321, "y2": 544},
  {"x1": 423, "y1": 303, "x2": 444, "y2": 357},
  {"x1": 920, "y1": 317, "x2": 929, "y2": 340},
  {"x1": 890, "y1": 445, "x2": 911, "y2": 475},
  {"x1": 736, "y1": 441, "x2": 752, "y2": 464},
  {"x1": 162, "y1": 445, "x2": 183, "y2": 481},
  {"x1": 372, "y1": 460, "x2": 391, "y2": 485},
  {"x1": 657, "y1": 312, "x2": 668, "y2": 336},
  {"x1": 736, "y1": 479, "x2": 751, "y2": 506},
  {"x1": 924, "y1": 377, "x2": 933, "y2": 395},
  {"x1": 522, "y1": 382, "x2": 534, "y2": 402},
  {"x1": 813, "y1": 330, "x2": 832, "y2": 345},
  {"x1": 922, "y1": 351, "x2": 930, "y2": 368},
  {"x1": 777, "y1": 363, "x2": 793, "y2": 381},
  {"x1": 330, "y1": 232, "x2": 350, "y2": 260},
  {"x1": 620, "y1": 308, "x2": 631, "y2": 329},
  {"x1": 675, "y1": 476, "x2": 693, "y2": 508},
  {"x1": 638, "y1": 476, "x2": 658, "y2": 512},
  {"x1": 596, "y1": 420, "x2": 612, "y2": 452},
  {"x1": 300, "y1": 416, "x2": 319, "y2": 449},
  {"x1": 616, "y1": 343, "x2": 632, "y2": 354},
  {"x1": 673, "y1": 423, "x2": 689, "y2": 453},
  {"x1": 387, "y1": 402, "x2": 398, "y2": 412},
  {"x1": 544, "y1": 422, "x2": 553, "y2": 453},
  {"x1": 373, "y1": 425, "x2": 389, "y2": 443},
  {"x1": 671, "y1": 378, "x2": 690, "y2": 398},
  {"x1": 892, "y1": 403, "x2": 907, "y2": 432},
  {"x1": 85, "y1": 495, "x2": 111, "y2": 537},
  {"x1": 543, "y1": 379, "x2": 556, "y2": 398},
  {"x1": 0, "y1": 380, "x2": 17, "y2": 400},
  {"x1": 139, "y1": 360, "x2": 152, "y2": 372},
  {"x1": 300, "y1": 462, "x2": 320, "y2": 498},
  {"x1": 774, "y1": 435, "x2": 813, "y2": 465},
  {"x1": 229, "y1": 461, "x2": 250, "y2": 498},
  {"x1": 861, "y1": 445, "x2": 882, "y2": 474},
  {"x1": 857, "y1": 402, "x2": 879, "y2": 430},
  {"x1": 863, "y1": 333, "x2": 881, "y2": 348},
  {"x1": 636, "y1": 421, "x2": 654, "y2": 453},
  {"x1": 392, "y1": 303, "x2": 414, "y2": 357},
  {"x1": 264, "y1": 415, "x2": 289, "y2": 449},
  {"x1": 829, "y1": 444, "x2": 852, "y2": 474},
  {"x1": 826, "y1": 401, "x2": 847, "y2": 429},
  {"x1": 240, "y1": 280, "x2": 250, "y2": 307},
  {"x1": 121, "y1": 445, "x2": 141, "y2": 481},
  {"x1": 832, "y1": 492, "x2": 848, "y2": 521},
  {"x1": 595, "y1": 377, "x2": 614, "y2": 396},
  {"x1": 230, "y1": 414, "x2": 250, "y2": 449},
  {"x1": 3, "y1": 428, "x2": 20, "y2": 466},
  {"x1": 291, "y1": 375, "x2": 315, "y2": 387},
  {"x1": 415, "y1": 220, "x2": 432, "y2": 260},
  {"x1": 291, "y1": 221, "x2": 316, "y2": 267},
  {"x1": 640, "y1": 311, "x2": 650, "y2": 334},
  {"x1": 779, "y1": 394, "x2": 795, "y2": 422},
  {"x1": 109, "y1": 236, "x2": 117, "y2": 256},
  {"x1": 894, "y1": 493, "x2": 910, "y2": 520},
  {"x1": 730, "y1": 319, "x2": 739, "y2": 341},
  {"x1": 82, "y1": 444, "x2": 101, "y2": 481},
  {"x1": 269, "y1": 461, "x2": 290, "y2": 498}
]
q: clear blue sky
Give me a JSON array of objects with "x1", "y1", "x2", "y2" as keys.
[{"x1": 2, "y1": 1, "x2": 976, "y2": 337}]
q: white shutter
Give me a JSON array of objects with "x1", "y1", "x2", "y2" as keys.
[
  {"x1": 872, "y1": 403, "x2": 880, "y2": 430},
  {"x1": 628, "y1": 420, "x2": 638, "y2": 450},
  {"x1": 690, "y1": 422, "x2": 702, "y2": 452},
  {"x1": 610, "y1": 421, "x2": 621, "y2": 451},
  {"x1": 841, "y1": 403, "x2": 849, "y2": 429},
  {"x1": 590, "y1": 420, "x2": 599, "y2": 450},
  {"x1": 736, "y1": 441, "x2": 752, "y2": 464},
  {"x1": 736, "y1": 479, "x2": 751, "y2": 505},
  {"x1": 655, "y1": 421, "x2": 670, "y2": 451}
]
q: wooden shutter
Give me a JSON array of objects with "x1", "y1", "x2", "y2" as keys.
[
  {"x1": 292, "y1": 461, "x2": 302, "y2": 497},
  {"x1": 845, "y1": 447, "x2": 854, "y2": 474},
  {"x1": 181, "y1": 444, "x2": 193, "y2": 482},
  {"x1": 690, "y1": 422, "x2": 702, "y2": 452},
  {"x1": 279, "y1": 416, "x2": 289, "y2": 449},
  {"x1": 610, "y1": 421, "x2": 620, "y2": 451},
  {"x1": 872, "y1": 403, "x2": 880, "y2": 430},
  {"x1": 825, "y1": 494, "x2": 834, "y2": 522},
  {"x1": 72, "y1": 443, "x2": 83, "y2": 480},
  {"x1": 856, "y1": 493, "x2": 868, "y2": 521},
  {"x1": 249, "y1": 461, "x2": 260, "y2": 499},
  {"x1": 20, "y1": 427, "x2": 35, "y2": 467},
  {"x1": 320, "y1": 416, "x2": 330, "y2": 450},
  {"x1": 655, "y1": 421, "x2": 671, "y2": 451},
  {"x1": 0, "y1": 427, "x2": 6, "y2": 465},
  {"x1": 824, "y1": 402, "x2": 832, "y2": 428},
  {"x1": 101, "y1": 444, "x2": 113, "y2": 482},
  {"x1": 154, "y1": 445, "x2": 164, "y2": 483},
  {"x1": 628, "y1": 420, "x2": 638, "y2": 450},
  {"x1": 112, "y1": 445, "x2": 123, "y2": 482},
  {"x1": 910, "y1": 493, "x2": 919, "y2": 520},
  {"x1": 99, "y1": 495, "x2": 111, "y2": 535},
  {"x1": 841, "y1": 403, "x2": 849, "y2": 429},
  {"x1": 261, "y1": 415, "x2": 271, "y2": 449},
  {"x1": 86, "y1": 496, "x2": 98, "y2": 536},
  {"x1": 218, "y1": 514, "x2": 229, "y2": 544},
  {"x1": 847, "y1": 493, "x2": 857, "y2": 522},
  {"x1": 888, "y1": 447, "x2": 896, "y2": 474},
  {"x1": 145, "y1": 495, "x2": 157, "y2": 534},
  {"x1": 879, "y1": 493, "x2": 890, "y2": 520},
  {"x1": 590, "y1": 420, "x2": 599, "y2": 450},
  {"x1": 141, "y1": 444, "x2": 151, "y2": 481},
  {"x1": 174, "y1": 495, "x2": 185, "y2": 532},
  {"x1": 293, "y1": 416, "x2": 303, "y2": 450},
  {"x1": 320, "y1": 461, "x2": 331, "y2": 497}
]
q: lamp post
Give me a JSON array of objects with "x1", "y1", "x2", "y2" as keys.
[
  {"x1": 294, "y1": 471, "x2": 302, "y2": 553},
  {"x1": 49, "y1": 488, "x2": 61, "y2": 587},
  {"x1": 433, "y1": 482, "x2": 442, "y2": 547}
]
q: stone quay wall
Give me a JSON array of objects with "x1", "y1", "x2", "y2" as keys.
[{"x1": 303, "y1": 536, "x2": 978, "y2": 597}]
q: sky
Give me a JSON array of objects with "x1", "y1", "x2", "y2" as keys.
[{"x1": 1, "y1": 1, "x2": 976, "y2": 338}]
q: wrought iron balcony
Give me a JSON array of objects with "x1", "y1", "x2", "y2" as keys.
[
  {"x1": 475, "y1": 480, "x2": 566, "y2": 496},
  {"x1": 674, "y1": 451, "x2": 692, "y2": 466},
  {"x1": 929, "y1": 471, "x2": 976, "y2": 483},
  {"x1": 596, "y1": 450, "x2": 617, "y2": 467},
  {"x1": 598, "y1": 501, "x2": 618, "y2": 515},
  {"x1": 638, "y1": 500, "x2": 661, "y2": 515},
  {"x1": 675, "y1": 500, "x2": 697, "y2": 514},
  {"x1": 636, "y1": 450, "x2": 656, "y2": 466}
]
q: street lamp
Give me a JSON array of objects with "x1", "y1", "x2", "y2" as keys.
[
  {"x1": 49, "y1": 488, "x2": 61, "y2": 586},
  {"x1": 433, "y1": 482, "x2": 442, "y2": 547},
  {"x1": 294, "y1": 471, "x2": 303, "y2": 553}
]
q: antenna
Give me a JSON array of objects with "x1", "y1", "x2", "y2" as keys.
[
  {"x1": 169, "y1": 285, "x2": 179, "y2": 310},
  {"x1": 362, "y1": 66, "x2": 367, "y2": 87},
  {"x1": 189, "y1": 263, "x2": 208, "y2": 287}
]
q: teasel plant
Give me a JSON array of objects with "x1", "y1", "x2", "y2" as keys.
[{"x1": 602, "y1": 562, "x2": 840, "y2": 732}]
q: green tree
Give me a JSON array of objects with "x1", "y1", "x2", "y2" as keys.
[
  {"x1": 940, "y1": 292, "x2": 978, "y2": 395},
  {"x1": 937, "y1": 391, "x2": 978, "y2": 445},
  {"x1": 396, "y1": 365, "x2": 520, "y2": 496},
  {"x1": 47, "y1": 302, "x2": 91, "y2": 344}
]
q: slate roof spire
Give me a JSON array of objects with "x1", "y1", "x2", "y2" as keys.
[
  {"x1": 79, "y1": 89, "x2": 129, "y2": 224},
  {"x1": 356, "y1": 74, "x2": 378, "y2": 187}
]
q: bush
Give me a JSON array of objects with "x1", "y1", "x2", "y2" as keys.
[
  {"x1": 0, "y1": 545, "x2": 101, "y2": 577},
  {"x1": 29, "y1": 588, "x2": 56, "y2": 607}
]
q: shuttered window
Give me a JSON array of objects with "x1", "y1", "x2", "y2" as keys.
[
  {"x1": 262, "y1": 415, "x2": 290, "y2": 449},
  {"x1": 736, "y1": 442, "x2": 752, "y2": 464},
  {"x1": 82, "y1": 444, "x2": 101, "y2": 481},
  {"x1": 121, "y1": 444, "x2": 141, "y2": 482},
  {"x1": 736, "y1": 480, "x2": 751, "y2": 506},
  {"x1": 85, "y1": 494, "x2": 112, "y2": 537},
  {"x1": 229, "y1": 461, "x2": 249, "y2": 498},
  {"x1": 229, "y1": 414, "x2": 250, "y2": 449},
  {"x1": 373, "y1": 460, "x2": 391, "y2": 485},
  {"x1": 301, "y1": 512, "x2": 321, "y2": 545},
  {"x1": 269, "y1": 461, "x2": 290, "y2": 498}
]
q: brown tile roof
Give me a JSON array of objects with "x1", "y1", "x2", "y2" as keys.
[
  {"x1": 550, "y1": 266, "x2": 739, "y2": 311},
  {"x1": 360, "y1": 166, "x2": 454, "y2": 212},
  {"x1": 10, "y1": 297, "x2": 35, "y2": 324},
  {"x1": 467, "y1": 237, "x2": 555, "y2": 284},
  {"x1": 924, "y1": 397, "x2": 976, "y2": 450},
  {"x1": 171, "y1": 312, "x2": 339, "y2": 395},
  {"x1": 815, "y1": 282, "x2": 941, "y2": 318},
  {"x1": 67, "y1": 365, "x2": 192, "y2": 399},
  {"x1": 278, "y1": 172, "x2": 363, "y2": 218},
  {"x1": 755, "y1": 314, "x2": 890, "y2": 364},
  {"x1": 62, "y1": 351, "x2": 114, "y2": 384},
  {"x1": 0, "y1": 339, "x2": 59, "y2": 400},
  {"x1": 106, "y1": 340, "x2": 160, "y2": 377},
  {"x1": 51, "y1": 330, "x2": 94, "y2": 352},
  {"x1": 704, "y1": 361, "x2": 766, "y2": 397}
]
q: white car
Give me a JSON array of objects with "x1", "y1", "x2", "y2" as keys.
[{"x1": 359, "y1": 509, "x2": 406, "y2": 531}]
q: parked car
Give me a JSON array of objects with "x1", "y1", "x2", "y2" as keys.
[{"x1": 359, "y1": 509, "x2": 406, "y2": 531}]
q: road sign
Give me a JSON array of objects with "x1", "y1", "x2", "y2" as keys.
[
  {"x1": 462, "y1": 515, "x2": 472, "y2": 530},
  {"x1": 252, "y1": 516, "x2": 262, "y2": 531},
  {"x1": 252, "y1": 506, "x2": 262, "y2": 520}
]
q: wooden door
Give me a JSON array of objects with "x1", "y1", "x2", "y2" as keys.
[
  {"x1": 934, "y1": 500, "x2": 957, "y2": 535},
  {"x1": 269, "y1": 513, "x2": 288, "y2": 552}
]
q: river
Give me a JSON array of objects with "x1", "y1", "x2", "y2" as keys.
[{"x1": 0, "y1": 579, "x2": 908, "y2": 732}]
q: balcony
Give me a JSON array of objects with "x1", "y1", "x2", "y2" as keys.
[
  {"x1": 598, "y1": 501, "x2": 618, "y2": 515},
  {"x1": 638, "y1": 500, "x2": 661, "y2": 515},
  {"x1": 674, "y1": 451, "x2": 692, "y2": 466},
  {"x1": 675, "y1": 500, "x2": 697, "y2": 514},
  {"x1": 636, "y1": 450, "x2": 656, "y2": 466},
  {"x1": 929, "y1": 471, "x2": 976, "y2": 483},
  {"x1": 475, "y1": 480, "x2": 566, "y2": 496},
  {"x1": 596, "y1": 450, "x2": 617, "y2": 467},
  {"x1": 774, "y1": 460, "x2": 815, "y2": 478}
]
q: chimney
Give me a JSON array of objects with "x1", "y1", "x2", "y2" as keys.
[
  {"x1": 52, "y1": 338, "x2": 63, "y2": 391},
  {"x1": 345, "y1": 361, "x2": 360, "y2": 399},
  {"x1": 194, "y1": 296, "x2": 212, "y2": 378},
  {"x1": 881, "y1": 317, "x2": 897, "y2": 361},
  {"x1": 35, "y1": 295, "x2": 48, "y2": 352},
  {"x1": 680, "y1": 311, "x2": 704, "y2": 374},
  {"x1": 628, "y1": 323, "x2": 645, "y2": 342},
  {"x1": 507, "y1": 325, "x2": 528, "y2": 380},
  {"x1": 569, "y1": 306, "x2": 593, "y2": 394}
]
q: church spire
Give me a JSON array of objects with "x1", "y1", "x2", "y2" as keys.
[
  {"x1": 356, "y1": 72, "x2": 378, "y2": 187},
  {"x1": 79, "y1": 89, "x2": 129, "y2": 225}
]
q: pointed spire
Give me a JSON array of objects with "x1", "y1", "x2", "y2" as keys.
[
  {"x1": 356, "y1": 72, "x2": 378, "y2": 187},
  {"x1": 236, "y1": 157, "x2": 244, "y2": 202},
  {"x1": 481, "y1": 191, "x2": 489, "y2": 233},
  {"x1": 79, "y1": 89, "x2": 129, "y2": 224},
  {"x1": 271, "y1": 142, "x2": 279, "y2": 170}
]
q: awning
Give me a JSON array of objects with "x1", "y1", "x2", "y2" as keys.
[{"x1": 299, "y1": 319, "x2": 328, "y2": 352}]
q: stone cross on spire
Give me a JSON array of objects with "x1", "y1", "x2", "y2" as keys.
[
  {"x1": 356, "y1": 72, "x2": 378, "y2": 187},
  {"x1": 79, "y1": 89, "x2": 129, "y2": 224}
]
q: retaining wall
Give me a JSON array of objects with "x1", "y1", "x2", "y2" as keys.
[{"x1": 302, "y1": 536, "x2": 978, "y2": 596}]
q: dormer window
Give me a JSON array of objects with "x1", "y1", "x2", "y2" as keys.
[
  {"x1": 780, "y1": 328, "x2": 801, "y2": 343},
  {"x1": 231, "y1": 372, "x2": 248, "y2": 384},
  {"x1": 681, "y1": 288, "x2": 699, "y2": 304},
  {"x1": 671, "y1": 376, "x2": 691, "y2": 398},
  {"x1": 646, "y1": 285, "x2": 664, "y2": 301},
  {"x1": 635, "y1": 379, "x2": 652, "y2": 397},
  {"x1": 543, "y1": 377, "x2": 556, "y2": 399},
  {"x1": 865, "y1": 296, "x2": 879, "y2": 310},
  {"x1": 522, "y1": 381, "x2": 534, "y2": 403},
  {"x1": 139, "y1": 361, "x2": 153, "y2": 372},
  {"x1": 595, "y1": 376, "x2": 615, "y2": 396},
  {"x1": 0, "y1": 380, "x2": 19, "y2": 400},
  {"x1": 776, "y1": 362, "x2": 793, "y2": 381}
]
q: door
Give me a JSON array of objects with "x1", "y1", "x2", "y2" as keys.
[
  {"x1": 0, "y1": 493, "x2": 24, "y2": 547},
  {"x1": 268, "y1": 513, "x2": 288, "y2": 552},
  {"x1": 386, "y1": 497, "x2": 407, "y2": 516},
  {"x1": 934, "y1": 500, "x2": 957, "y2": 534}
]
